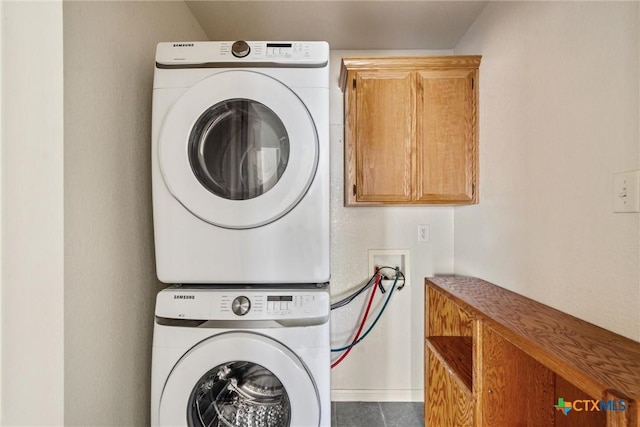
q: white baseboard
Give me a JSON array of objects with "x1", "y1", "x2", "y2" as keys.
[{"x1": 331, "y1": 389, "x2": 423, "y2": 402}]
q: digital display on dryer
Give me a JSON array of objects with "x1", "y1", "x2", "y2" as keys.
[
  {"x1": 266, "y1": 43, "x2": 292, "y2": 48},
  {"x1": 267, "y1": 296, "x2": 293, "y2": 302}
]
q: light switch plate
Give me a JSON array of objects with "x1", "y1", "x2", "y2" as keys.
[{"x1": 613, "y1": 170, "x2": 640, "y2": 213}]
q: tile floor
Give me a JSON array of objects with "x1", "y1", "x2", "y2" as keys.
[{"x1": 331, "y1": 402, "x2": 424, "y2": 427}]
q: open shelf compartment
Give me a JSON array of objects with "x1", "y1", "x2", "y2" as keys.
[{"x1": 426, "y1": 335, "x2": 473, "y2": 395}]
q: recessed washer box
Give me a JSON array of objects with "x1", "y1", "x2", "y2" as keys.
[{"x1": 368, "y1": 249, "x2": 410, "y2": 287}]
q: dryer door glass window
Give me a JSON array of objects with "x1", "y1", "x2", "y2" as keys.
[
  {"x1": 189, "y1": 99, "x2": 290, "y2": 201},
  {"x1": 188, "y1": 361, "x2": 291, "y2": 427}
]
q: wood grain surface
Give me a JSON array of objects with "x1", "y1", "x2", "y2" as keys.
[
  {"x1": 555, "y1": 375, "x2": 606, "y2": 427},
  {"x1": 340, "y1": 56, "x2": 482, "y2": 91},
  {"x1": 340, "y1": 55, "x2": 480, "y2": 206},
  {"x1": 354, "y1": 71, "x2": 413, "y2": 203},
  {"x1": 425, "y1": 276, "x2": 640, "y2": 427},
  {"x1": 427, "y1": 347, "x2": 474, "y2": 427},
  {"x1": 415, "y1": 68, "x2": 477, "y2": 203},
  {"x1": 426, "y1": 336, "x2": 474, "y2": 393},
  {"x1": 480, "y1": 324, "x2": 555, "y2": 426},
  {"x1": 427, "y1": 286, "x2": 474, "y2": 337}
]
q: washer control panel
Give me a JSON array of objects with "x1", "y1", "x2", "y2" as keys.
[
  {"x1": 218, "y1": 292, "x2": 326, "y2": 319},
  {"x1": 156, "y1": 286, "x2": 329, "y2": 321}
]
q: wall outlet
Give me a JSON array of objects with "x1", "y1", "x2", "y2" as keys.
[
  {"x1": 418, "y1": 224, "x2": 430, "y2": 243},
  {"x1": 613, "y1": 170, "x2": 640, "y2": 213}
]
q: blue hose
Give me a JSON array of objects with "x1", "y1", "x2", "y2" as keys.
[{"x1": 331, "y1": 274, "x2": 399, "y2": 353}]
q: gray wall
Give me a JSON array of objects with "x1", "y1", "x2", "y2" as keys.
[
  {"x1": 2, "y1": 2, "x2": 64, "y2": 424},
  {"x1": 63, "y1": 2, "x2": 206, "y2": 425},
  {"x1": 454, "y1": 2, "x2": 640, "y2": 340}
]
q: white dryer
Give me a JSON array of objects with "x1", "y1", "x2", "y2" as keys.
[
  {"x1": 152, "y1": 41, "x2": 330, "y2": 284},
  {"x1": 151, "y1": 285, "x2": 330, "y2": 427}
]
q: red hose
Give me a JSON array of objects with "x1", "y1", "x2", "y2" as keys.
[{"x1": 331, "y1": 273, "x2": 380, "y2": 369}]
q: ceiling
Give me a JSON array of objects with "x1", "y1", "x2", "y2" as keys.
[{"x1": 185, "y1": 1, "x2": 489, "y2": 50}]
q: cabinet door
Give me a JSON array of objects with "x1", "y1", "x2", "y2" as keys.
[
  {"x1": 416, "y1": 69, "x2": 477, "y2": 203},
  {"x1": 352, "y1": 71, "x2": 414, "y2": 203}
]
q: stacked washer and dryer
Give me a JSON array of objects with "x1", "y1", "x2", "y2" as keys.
[{"x1": 150, "y1": 41, "x2": 331, "y2": 427}]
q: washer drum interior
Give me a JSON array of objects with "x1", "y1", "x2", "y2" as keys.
[{"x1": 189, "y1": 361, "x2": 291, "y2": 427}]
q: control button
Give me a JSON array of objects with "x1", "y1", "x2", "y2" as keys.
[
  {"x1": 232, "y1": 296, "x2": 251, "y2": 316},
  {"x1": 231, "y1": 40, "x2": 251, "y2": 58}
]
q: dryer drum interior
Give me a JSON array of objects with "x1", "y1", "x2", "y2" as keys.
[
  {"x1": 188, "y1": 99, "x2": 290, "y2": 201},
  {"x1": 188, "y1": 361, "x2": 291, "y2": 427}
]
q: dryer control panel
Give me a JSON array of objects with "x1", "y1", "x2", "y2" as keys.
[
  {"x1": 155, "y1": 41, "x2": 329, "y2": 68},
  {"x1": 155, "y1": 286, "x2": 330, "y2": 322}
]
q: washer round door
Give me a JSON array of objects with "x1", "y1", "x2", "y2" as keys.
[
  {"x1": 158, "y1": 70, "x2": 319, "y2": 229},
  {"x1": 158, "y1": 332, "x2": 320, "y2": 427}
]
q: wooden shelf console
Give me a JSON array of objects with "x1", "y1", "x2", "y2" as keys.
[{"x1": 425, "y1": 276, "x2": 640, "y2": 427}]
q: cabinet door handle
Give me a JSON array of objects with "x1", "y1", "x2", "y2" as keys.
[{"x1": 353, "y1": 185, "x2": 357, "y2": 196}]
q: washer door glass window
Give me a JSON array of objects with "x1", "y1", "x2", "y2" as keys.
[
  {"x1": 158, "y1": 332, "x2": 320, "y2": 427},
  {"x1": 189, "y1": 361, "x2": 290, "y2": 427},
  {"x1": 158, "y1": 71, "x2": 319, "y2": 229},
  {"x1": 189, "y1": 100, "x2": 290, "y2": 201}
]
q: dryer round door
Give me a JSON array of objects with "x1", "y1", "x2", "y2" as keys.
[
  {"x1": 158, "y1": 70, "x2": 319, "y2": 229},
  {"x1": 158, "y1": 331, "x2": 320, "y2": 427}
]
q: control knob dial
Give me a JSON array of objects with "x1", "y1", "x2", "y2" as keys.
[
  {"x1": 232, "y1": 296, "x2": 251, "y2": 316},
  {"x1": 231, "y1": 40, "x2": 251, "y2": 58}
]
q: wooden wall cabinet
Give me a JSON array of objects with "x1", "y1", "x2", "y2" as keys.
[
  {"x1": 339, "y1": 56, "x2": 481, "y2": 206},
  {"x1": 425, "y1": 276, "x2": 640, "y2": 427}
]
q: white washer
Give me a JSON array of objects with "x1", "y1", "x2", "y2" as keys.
[
  {"x1": 151, "y1": 285, "x2": 331, "y2": 427},
  {"x1": 152, "y1": 41, "x2": 330, "y2": 284}
]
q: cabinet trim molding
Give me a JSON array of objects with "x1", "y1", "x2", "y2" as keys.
[{"x1": 339, "y1": 56, "x2": 482, "y2": 92}]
